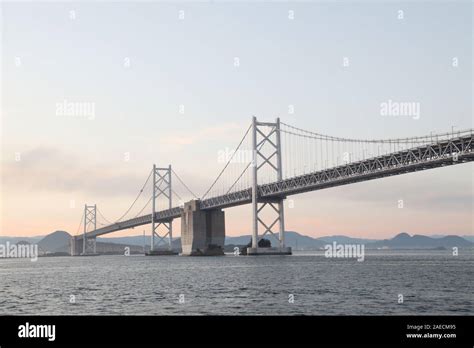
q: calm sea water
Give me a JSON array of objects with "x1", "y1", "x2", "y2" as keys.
[{"x1": 0, "y1": 250, "x2": 472, "y2": 315}]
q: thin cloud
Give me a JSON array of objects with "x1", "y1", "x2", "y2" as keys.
[
  {"x1": 159, "y1": 122, "x2": 245, "y2": 148},
  {"x1": 2, "y1": 147, "x2": 149, "y2": 197}
]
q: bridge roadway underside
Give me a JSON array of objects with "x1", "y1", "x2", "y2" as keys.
[{"x1": 74, "y1": 135, "x2": 473, "y2": 253}]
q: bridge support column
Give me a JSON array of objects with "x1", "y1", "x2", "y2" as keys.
[
  {"x1": 180, "y1": 200, "x2": 225, "y2": 256},
  {"x1": 80, "y1": 204, "x2": 99, "y2": 256},
  {"x1": 147, "y1": 164, "x2": 178, "y2": 256},
  {"x1": 248, "y1": 117, "x2": 292, "y2": 256}
]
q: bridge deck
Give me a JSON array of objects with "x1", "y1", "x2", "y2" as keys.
[{"x1": 78, "y1": 133, "x2": 473, "y2": 239}]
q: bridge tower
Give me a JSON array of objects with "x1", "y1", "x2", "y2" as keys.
[
  {"x1": 148, "y1": 164, "x2": 178, "y2": 255},
  {"x1": 82, "y1": 204, "x2": 97, "y2": 255},
  {"x1": 248, "y1": 117, "x2": 292, "y2": 255}
]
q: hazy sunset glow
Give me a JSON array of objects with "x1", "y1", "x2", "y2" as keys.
[{"x1": 1, "y1": 2, "x2": 472, "y2": 239}]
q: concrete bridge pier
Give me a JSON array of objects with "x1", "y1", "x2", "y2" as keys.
[
  {"x1": 70, "y1": 236, "x2": 81, "y2": 256},
  {"x1": 180, "y1": 200, "x2": 225, "y2": 256},
  {"x1": 70, "y1": 236, "x2": 98, "y2": 256}
]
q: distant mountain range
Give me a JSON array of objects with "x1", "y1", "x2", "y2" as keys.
[
  {"x1": 224, "y1": 232, "x2": 472, "y2": 250},
  {"x1": 2, "y1": 230, "x2": 470, "y2": 254},
  {"x1": 223, "y1": 232, "x2": 378, "y2": 249},
  {"x1": 429, "y1": 234, "x2": 474, "y2": 243},
  {"x1": 369, "y1": 232, "x2": 472, "y2": 249},
  {"x1": 0, "y1": 231, "x2": 146, "y2": 255}
]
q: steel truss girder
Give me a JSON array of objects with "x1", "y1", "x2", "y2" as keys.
[
  {"x1": 81, "y1": 133, "x2": 473, "y2": 241},
  {"x1": 259, "y1": 134, "x2": 473, "y2": 197}
]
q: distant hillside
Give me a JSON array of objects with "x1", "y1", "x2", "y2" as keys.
[
  {"x1": 38, "y1": 230, "x2": 71, "y2": 253},
  {"x1": 4, "y1": 230, "x2": 472, "y2": 254},
  {"x1": 430, "y1": 234, "x2": 474, "y2": 243},
  {"x1": 97, "y1": 236, "x2": 148, "y2": 246},
  {"x1": 318, "y1": 235, "x2": 377, "y2": 245},
  {"x1": 226, "y1": 232, "x2": 472, "y2": 250},
  {"x1": 98, "y1": 236, "x2": 182, "y2": 251},
  {"x1": 0, "y1": 236, "x2": 43, "y2": 245},
  {"x1": 35, "y1": 231, "x2": 154, "y2": 255},
  {"x1": 369, "y1": 233, "x2": 473, "y2": 249},
  {"x1": 462, "y1": 235, "x2": 474, "y2": 243},
  {"x1": 225, "y1": 231, "x2": 326, "y2": 249},
  {"x1": 99, "y1": 233, "x2": 324, "y2": 250},
  {"x1": 93, "y1": 231, "x2": 473, "y2": 250},
  {"x1": 224, "y1": 235, "x2": 253, "y2": 246},
  {"x1": 287, "y1": 232, "x2": 328, "y2": 249}
]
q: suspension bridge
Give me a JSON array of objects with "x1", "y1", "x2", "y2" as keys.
[{"x1": 70, "y1": 117, "x2": 474, "y2": 256}]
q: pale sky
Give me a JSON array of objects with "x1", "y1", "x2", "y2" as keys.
[{"x1": 1, "y1": 1, "x2": 472, "y2": 238}]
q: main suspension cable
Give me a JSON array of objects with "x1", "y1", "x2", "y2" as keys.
[
  {"x1": 96, "y1": 207, "x2": 113, "y2": 225},
  {"x1": 171, "y1": 169, "x2": 198, "y2": 199},
  {"x1": 201, "y1": 123, "x2": 252, "y2": 200},
  {"x1": 75, "y1": 214, "x2": 84, "y2": 236},
  {"x1": 113, "y1": 168, "x2": 153, "y2": 223},
  {"x1": 132, "y1": 194, "x2": 153, "y2": 219},
  {"x1": 280, "y1": 121, "x2": 471, "y2": 144}
]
